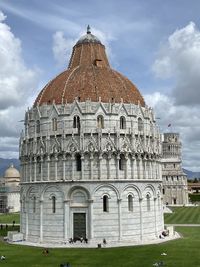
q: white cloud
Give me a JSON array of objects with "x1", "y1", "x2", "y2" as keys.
[
  {"x1": 152, "y1": 22, "x2": 200, "y2": 106},
  {"x1": 52, "y1": 31, "x2": 75, "y2": 67},
  {"x1": 145, "y1": 92, "x2": 200, "y2": 171},
  {"x1": 0, "y1": 10, "x2": 6, "y2": 21},
  {"x1": 0, "y1": 11, "x2": 39, "y2": 158},
  {"x1": 0, "y1": 11, "x2": 39, "y2": 110}
]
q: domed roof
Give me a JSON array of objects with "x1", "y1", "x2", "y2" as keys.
[
  {"x1": 76, "y1": 25, "x2": 101, "y2": 45},
  {"x1": 4, "y1": 164, "x2": 20, "y2": 179},
  {"x1": 34, "y1": 26, "x2": 145, "y2": 107}
]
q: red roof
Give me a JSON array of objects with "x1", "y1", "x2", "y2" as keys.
[{"x1": 34, "y1": 32, "x2": 145, "y2": 107}]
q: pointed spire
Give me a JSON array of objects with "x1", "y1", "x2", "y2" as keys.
[{"x1": 87, "y1": 25, "x2": 91, "y2": 34}]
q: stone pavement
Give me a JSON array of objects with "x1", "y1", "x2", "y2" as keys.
[
  {"x1": 8, "y1": 232, "x2": 181, "y2": 248},
  {"x1": 166, "y1": 224, "x2": 200, "y2": 227}
]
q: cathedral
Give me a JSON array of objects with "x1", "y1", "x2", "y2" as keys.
[{"x1": 19, "y1": 26, "x2": 164, "y2": 244}]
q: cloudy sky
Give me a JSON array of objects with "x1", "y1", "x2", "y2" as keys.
[{"x1": 0, "y1": 0, "x2": 200, "y2": 171}]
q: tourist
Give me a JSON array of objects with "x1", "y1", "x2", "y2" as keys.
[{"x1": 43, "y1": 248, "x2": 49, "y2": 255}]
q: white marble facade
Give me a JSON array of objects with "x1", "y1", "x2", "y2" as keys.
[{"x1": 19, "y1": 101, "x2": 164, "y2": 243}]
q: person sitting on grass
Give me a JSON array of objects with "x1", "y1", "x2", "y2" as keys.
[{"x1": 43, "y1": 248, "x2": 49, "y2": 256}]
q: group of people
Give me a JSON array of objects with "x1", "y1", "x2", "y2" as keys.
[
  {"x1": 0, "y1": 221, "x2": 16, "y2": 230},
  {"x1": 159, "y1": 230, "x2": 169, "y2": 239},
  {"x1": 0, "y1": 224, "x2": 8, "y2": 230},
  {"x1": 69, "y1": 237, "x2": 88, "y2": 244}
]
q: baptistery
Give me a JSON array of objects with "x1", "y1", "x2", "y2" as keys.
[{"x1": 19, "y1": 26, "x2": 164, "y2": 244}]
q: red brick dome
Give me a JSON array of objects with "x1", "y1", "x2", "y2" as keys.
[{"x1": 34, "y1": 27, "x2": 145, "y2": 107}]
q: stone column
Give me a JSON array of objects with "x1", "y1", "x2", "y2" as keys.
[
  {"x1": 55, "y1": 156, "x2": 58, "y2": 181},
  {"x1": 125, "y1": 155, "x2": 128, "y2": 179},
  {"x1": 29, "y1": 159, "x2": 32, "y2": 182},
  {"x1": 153, "y1": 197, "x2": 158, "y2": 237},
  {"x1": 137, "y1": 158, "x2": 141, "y2": 179},
  {"x1": 88, "y1": 199, "x2": 94, "y2": 239},
  {"x1": 158, "y1": 160, "x2": 162, "y2": 179},
  {"x1": 133, "y1": 157, "x2": 137, "y2": 179},
  {"x1": 98, "y1": 154, "x2": 102, "y2": 180},
  {"x1": 116, "y1": 155, "x2": 120, "y2": 179},
  {"x1": 146, "y1": 160, "x2": 149, "y2": 180},
  {"x1": 131, "y1": 156, "x2": 134, "y2": 179},
  {"x1": 144, "y1": 160, "x2": 147, "y2": 179},
  {"x1": 152, "y1": 159, "x2": 159, "y2": 180},
  {"x1": 71, "y1": 154, "x2": 75, "y2": 180},
  {"x1": 25, "y1": 201, "x2": 29, "y2": 240},
  {"x1": 21, "y1": 162, "x2": 24, "y2": 182},
  {"x1": 62, "y1": 155, "x2": 66, "y2": 181},
  {"x1": 117, "y1": 198, "x2": 122, "y2": 241},
  {"x1": 64, "y1": 200, "x2": 70, "y2": 241},
  {"x1": 25, "y1": 162, "x2": 28, "y2": 182},
  {"x1": 47, "y1": 156, "x2": 50, "y2": 181},
  {"x1": 149, "y1": 159, "x2": 152, "y2": 179},
  {"x1": 139, "y1": 198, "x2": 143, "y2": 240},
  {"x1": 39, "y1": 200, "x2": 43, "y2": 242},
  {"x1": 34, "y1": 157, "x2": 37, "y2": 182},
  {"x1": 20, "y1": 199, "x2": 22, "y2": 232},
  {"x1": 81, "y1": 155, "x2": 85, "y2": 180},
  {"x1": 140, "y1": 158, "x2": 144, "y2": 179},
  {"x1": 40, "y1": 157, "x2": 43, "y2": 181},
  {"x1": 107, "y1": 154, "x2": 111, "y2": 180},
  {"x1": 90, "y1": 154, "x2": 93, "y2": 180}
]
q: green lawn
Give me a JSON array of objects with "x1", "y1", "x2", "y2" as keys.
[
  {"x1": 0, "y1": 213, "x2": 20, "y2": 224},
  {"x1": 0, "y1": 209, "x2": 199, "y2": 266},
  {"x1": 0, "y1": 227, "x2": 198, "y2": 267},
  {"x1": 164, "y1": 206, "x2": 200, "y2": 224}
]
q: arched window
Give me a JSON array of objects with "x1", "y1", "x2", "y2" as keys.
[
  {"x1": 119, "y1": 154, "x2": 125, "y2": 170},
  {"x1": 52, "y1": 196, "x2": 56, "y2": 213},
  {"x1": 138, "y1": 118, "x2": 143, "y2": 132},
  {"x1": 33, "y1": 196, "x2": 36, "y2": 213},
  {"x1": 103, "y1": 195, "x2": 109, "y2": 212},
  {"x1": 73, "y1": 116, "x2": 80, "y2": 130},
  {"x1": 162, "y1": 188, "x2": 165, "y2": 195},
  {"x1": 128, "y1": 195, "x2": 133, "y2": 211},
  {"x1": 146, "y1": 194, "x2": 151, "y2": 211},
  {"x1": 76, "y1": 154, "x2": 82, "y2": 171},
  {"x1": 120, "y1": 116, "x2": 126, "y2": 129},
  {"x1": 36, "y1": 120, "x2": 40, "y2": 133},
  {"x1": 52, "y1": 118, "x2": 57, "y2": 131},
  {"x1": 97, "y1": 115, "x2": 104, "y2": 129}
]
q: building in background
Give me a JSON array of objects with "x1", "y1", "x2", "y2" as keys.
[
  {"x1": 0, "y1": 164, "x2": 20, "y2": 213},
  {"x1": 19, "y1": 27, "x2": 164, "y2": 245},
  {"x1": 161, "y1": 133, "x2": 188, "y2": 205}
]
